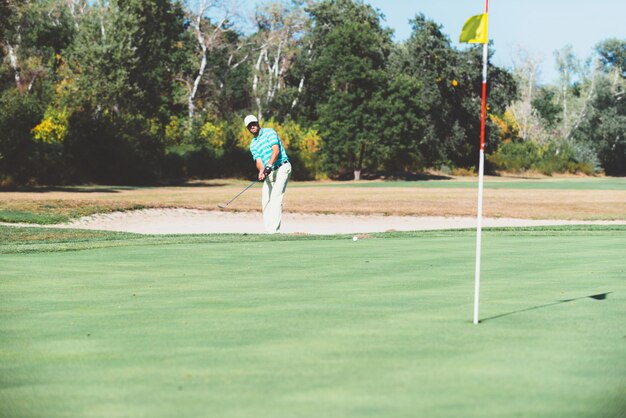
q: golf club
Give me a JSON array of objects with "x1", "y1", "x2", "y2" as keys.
[{"x1": 217, "y1": 180, "x2": 259, "y2": 209}]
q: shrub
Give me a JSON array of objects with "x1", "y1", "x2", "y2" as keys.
[
  {"x1": 31, "y1": 106, "x2": 70, "y2": 143},
  {"x1": 0, "y1": 87, "x2": 65, "y2": 184},
  {"x1": 199, "y1": 120, "x2": 227, "y2": 151},
  {"x1": 64, "y1": 111, "x2": 166, "y2": 184},
  {"x1": 164, "y1": 144, "x2": 219, "y2": 179},
  {"x1": 164, "y1": 116, "x2": 250, "y2": 180},
  {"x1": 488, "y1": 139, "x2": 602, "y2": 175},
  {"x1": 535, "y1": 140, "x2": 600, "y2": 176},
  {"x1": 487, "y1": 141, "x2": 540, "y2": 173}
]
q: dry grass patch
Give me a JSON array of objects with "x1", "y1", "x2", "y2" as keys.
[{"x1": 1, "y1": 178, "x2": 625, "y2": 223}]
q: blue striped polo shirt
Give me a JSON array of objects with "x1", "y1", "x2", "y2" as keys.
[{"x1": 249, "y1": 128, "x2": 289, "y2": 167}]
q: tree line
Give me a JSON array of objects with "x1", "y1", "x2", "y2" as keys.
[{"x1": 0, "y1": 0, "x2": 624, "y2": 185}]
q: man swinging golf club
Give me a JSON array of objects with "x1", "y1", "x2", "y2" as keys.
[{"x1": 244, "y1": 114, "x2": 291, "y2": 233}]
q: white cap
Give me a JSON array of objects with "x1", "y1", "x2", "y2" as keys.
[{"x1": 244, "y1": 114, "x2": 258, "y2": 127}]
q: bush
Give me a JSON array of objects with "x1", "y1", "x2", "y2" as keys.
[
  {"x1": 64, "y1": 111, "x2": 165, "y2": 184},
  {"x1": 487, "y1": 141, "x2": 540, "y2": 173},
  {"x1": 535, "y1": 141, "x2": 600, "y2": 176},
  {"x1": 164, "y1": 115, "x2": 251, "y2": 180},
  {"x1": 163, "y1": 144, "x2": 219, "y2": 179},
  {"x1": 0, "y1": 87, "x2": 66, "y2": 185},
  {"x1": 487, "y1": 139, "x2": 601, "y2": 175}
]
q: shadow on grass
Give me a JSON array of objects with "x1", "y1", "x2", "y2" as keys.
[
  {"x1": 1, "y1": 185, "x2": 139, "y2": 193},
  {"x1": 161, "y1": 180, "x2": 230, "y2": 188},
  {"x1": 332, "y1": 171, "x2": 453, "y2": 181},
  {"x1": 381, "y1": 172, "x2": 454, "y2": 181},
  {"x1": 480, "y1": 292, "x2": 613, "y2": 323}
]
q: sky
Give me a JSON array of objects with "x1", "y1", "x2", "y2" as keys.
[
  {"x1": 366, "y1": 0, "x2": 625, "y2": 84},
  {"x1": 235, "y1": 0, "x2": 626, "y2": 84}
]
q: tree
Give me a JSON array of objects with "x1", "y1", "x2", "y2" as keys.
[
  {"x1": 531, "y1": 86, "x2": 562, "y2": 128},
  {"x1": 63, "y1": 0, "x2": 89, "y2": 29},
  {"x1": 375, "y1": 73, "x2": 430, "y2": 173},
  {"x1": 0, "y1": 84, "x2": 54, "y2": 183},
  {"x1": 392, "y1": 14, "x2": 516, "y2": 170},
  {"x1": 117, "y1": 0, "x2": 186, "y2": 120},
  {"x1": 182, "y1": 0, "x2": 242, "y2": 120},
  {"x1": 507, "y1": 47, "x2": 545, "y2": 143},
  {"x1": 65, "y1": 0, "x2": 184, "y2": 119},
  {"x1": 249, "y1": 0, "x2": 309, "y2": 120},
  {"x1": 0, "y1": 0, "x2": 12, "y2": 43},
  {"x1": 553, "y1": 45, "x2": 601, "y2": 141},
  {"x1": 573, "y1": 40, "x2": 626, "y2": 175},
  {"x1": 0, "y1": 0, "x2": 76, "y2": 184},
  {"x1": 596, "y1": 38, "x2": 626, "y2": 77},
  {"x1": 296, "y1": 0, "x2": 392, "y2": 179},
  {"x1": 1, "y1": 0, "x2": 74, "y2": 92},
  {"x1": 55, "y1": 0, "x2": 187, "y2": 183}
]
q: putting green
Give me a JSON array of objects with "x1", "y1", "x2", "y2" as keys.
[{"x1": 1, "y1": 228, "x2": 625, "y2": 418}]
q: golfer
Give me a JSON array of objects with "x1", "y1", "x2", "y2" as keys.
[{"x1": 244, "y1": 115, "x2": 292, "y2": 233}]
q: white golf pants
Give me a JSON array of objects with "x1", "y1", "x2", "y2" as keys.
[{"x1": 262, "y1": 162, "x2": 291, "y2": 233}]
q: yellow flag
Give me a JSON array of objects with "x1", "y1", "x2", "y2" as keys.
[{"x1": 459, "y1": 13, "x2": 488, "y2": 44}]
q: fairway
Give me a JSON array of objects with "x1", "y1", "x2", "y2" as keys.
[{"x1": 1, "y1": 227, "x2": 625, "y2": 417}]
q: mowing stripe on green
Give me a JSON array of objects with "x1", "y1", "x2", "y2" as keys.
[{"x1": 1, "y1": 228, "x2": 624, "y2": 417}]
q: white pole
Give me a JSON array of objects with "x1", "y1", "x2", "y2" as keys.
[
  {"x1": 473, "y1": 40, "x2": 489, "y2": 325},
  {"x1": 473, "y1": 149, "x2": 485, "y2": 324}
]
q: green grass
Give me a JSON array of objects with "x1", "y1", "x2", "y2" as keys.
[
  {"x1": 0, "y1": 226, "x2": 340, "y2": 254},
  {"x1": 0, "y1": 209, "x2": 70, "y2": 224},
  {"x1": 0, "y1": 204, "x2": 147, "y2": 225},
  {"x1": 1, "y1": 226, "x2": 625, "y2": 418},
  {"x1": 294, "y1": 177, "x2": 626, "y2": 190}
]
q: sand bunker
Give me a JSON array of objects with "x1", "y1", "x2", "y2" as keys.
[{"x1": 6, "y1": 208, "x2": 622, "y2": 235}]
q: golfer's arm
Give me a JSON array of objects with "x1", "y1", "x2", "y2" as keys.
[
  {"x1": 256, "y1": 158, "x2": 265, "y2": 172},
  {"x1": 267, "y1": 145, "x2": 280, "y2": 166}
]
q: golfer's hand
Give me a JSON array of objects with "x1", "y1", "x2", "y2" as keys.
[
  {"x1": 263, "y1": 165, "x2": 272, "y2": 176},
  {"x1": 258, "y1": 171, "x2": 266, "y2": 181}
]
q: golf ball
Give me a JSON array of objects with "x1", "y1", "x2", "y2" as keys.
[{"x1": 353, "y1": 236, "x2": 358, "y2": 241}]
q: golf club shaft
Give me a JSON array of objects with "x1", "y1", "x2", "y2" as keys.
[{"x1": 220, "y1": 180, "x2": 258, "y2": 208}]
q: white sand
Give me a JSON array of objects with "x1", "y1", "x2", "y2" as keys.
[{"x1": 5, "y1": 208, "x2": 624, "y2": 235}]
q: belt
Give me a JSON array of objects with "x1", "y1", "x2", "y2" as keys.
[{"x1": 273, "y1": 160, "x2": 290, "y2": 169}]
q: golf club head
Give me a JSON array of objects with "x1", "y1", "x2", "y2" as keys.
[{"x1": 216, "y1": 180, "x2": 258, "y2": 210}]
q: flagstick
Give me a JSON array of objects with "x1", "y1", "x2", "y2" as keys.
[
  {"x1": 473, "y1": 3, "x2": 489, "y2": 324},
  {"x1": 473, "y1": 151, "x2": 485, "y2": 324},
  {"x1": 473, "y1": 133, "x2": 485, "y2": 324}
]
